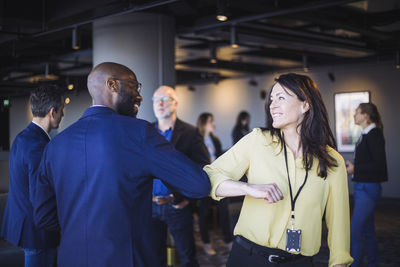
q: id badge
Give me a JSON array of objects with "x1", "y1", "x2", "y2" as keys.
[{"x1": 286, "y1": 229, "x2": 301, "y2": 252}]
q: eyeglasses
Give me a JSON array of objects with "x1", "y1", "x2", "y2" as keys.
[
  {"x1": 114, "y1": 79, "x2": 142, "y2": 93},
  {"x1": 152, "y1": 96, "x2": 174, "y2": 103}
]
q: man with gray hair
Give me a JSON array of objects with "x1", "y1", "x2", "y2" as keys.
[{"x1": 151, "y1": 85, "x2": 210, "y2": 267}]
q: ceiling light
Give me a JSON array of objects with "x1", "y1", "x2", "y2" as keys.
[
  {"x1": 216, "y1": 0, "x2": 229, "y2": 21},
  {"x1": 303, "y1": 54, "x2": 310, "y2": 72},
  {"x1": 210, "y1": 44, "x2": 217, "y2": 64},
  {"x1": 68, "y1": 84, "x2": 74, "y2": 90},
  {"x1": 230, "y1": 26, "x2": 239, "y2": 48},
  {"x1": 65, "y1": 97, "x2": 71, "y2": 105},
  {"x1": 72, "y1": 27, "x2": 80, "y2": 50}
]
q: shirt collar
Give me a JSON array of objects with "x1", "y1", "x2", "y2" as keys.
[
  {"x1": 31, "y1": 121, "x2": 51, "y2": 140},
  {"x1": 362, "y1": 123, "x2": 376, "y2": 134}
]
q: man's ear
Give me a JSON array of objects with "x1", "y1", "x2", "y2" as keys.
[
  {"x1": 49, "y1": 107, "x2": 56, "y2": 119},
  {"x1": 106, "y1": 78, "x2": 119, "y2": 93}
]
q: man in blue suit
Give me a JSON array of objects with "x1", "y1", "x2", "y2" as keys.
[
  {"x1": 32, "y1": 62, "x2": 211, "y2": 267},
  {"x1": 1, "y1": 85, "x2": 64, "y2": 267}
]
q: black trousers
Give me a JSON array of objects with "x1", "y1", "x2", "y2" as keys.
[
  {"x1": 227, "y1": 237, "x2": 314, "y2": 267},
  {"x1": 198, "y1": 197, "x2": 232, "y2": 244}
]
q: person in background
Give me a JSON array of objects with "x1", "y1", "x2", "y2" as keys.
[
  {"x1": 151, "y1": 86, "x2": 210, "y2": 267},
  {"x1": 346, "y1": 102, "x2": 387, "y2": 267},
  {"x1": 204, "y1": 73, "x2": 353, "y2": 267},
  {"x1": 1, "y1": 85, "x2": 64, "y2": 267},
  {"x1": 196, "y1": 112, "x2": 233, "y2": 255},
  {"x1": 232, "y1": 111, "x2": 250, "y2": 145}
]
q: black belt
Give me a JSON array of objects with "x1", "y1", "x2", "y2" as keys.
[{"x1": 235, "y1": 236, "x2": 310, "y2": 264}]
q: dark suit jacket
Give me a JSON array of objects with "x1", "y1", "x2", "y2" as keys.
[
  {"x1": 353, "y1": 127, "x2": 388, "y2": 183},
  {"x1": 210, "y1": 134, "x2": 223, "y2": 158},
  {"x1": 1, "y1": 122, "x2": 60, "y2": 249},
  {"x1": 153, "y1": 118, "x2": 210, "y2": 204},
  {"x1": 32, "y1": 107, "x2": 211, "y2": 267}
]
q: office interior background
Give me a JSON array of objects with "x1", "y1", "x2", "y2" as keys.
[{"x1": 0, "y1": 0, "x2": 399, "y2": 198}]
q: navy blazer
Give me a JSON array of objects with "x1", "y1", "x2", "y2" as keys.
[
  {"x1": 32, "y1": 106, "x2": 211, "y2": 267},
  {"x1": 1, "y1": 122, "x2": 60, "y2": 249}
]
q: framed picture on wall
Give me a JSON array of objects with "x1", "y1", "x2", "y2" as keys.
[{"x1": 334, "y1": 91, "x2": 370, "y2": 152}]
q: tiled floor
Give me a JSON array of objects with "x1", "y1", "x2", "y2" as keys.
[{"x1": 0, "y1": 198, "x2": 399, "y2": 267}]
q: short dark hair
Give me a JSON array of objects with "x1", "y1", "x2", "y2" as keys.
[
  {"x1": 265, "y1": 73, "x2": 337, "y2": 178},
  {"x1": 30, "y1": 85, "x2": 64, "y2": 117}
]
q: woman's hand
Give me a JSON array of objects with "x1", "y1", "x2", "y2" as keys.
[
  {"x1": 345, "y1": 160, "x2": 354, "y2": 175},
  {"x1": 245, "y1": 183, "x2": 283, "y2": 203}
]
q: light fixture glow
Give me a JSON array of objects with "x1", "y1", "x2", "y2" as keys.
[
  {"x1": 230, "y1": 26, "x2": 239, "y2": 48},
  {"x1": 68, "y1": 84, "x2": 74, "y2": 90},
  {"x1": 72, "y1": 27, "x2": 80, "y2": 50},
  {"x1": 216, "y1": 0, "x2": 229, "y2": 22},
  {"x1": 303, "y1": 54, "x2": 309, "y2": 72},
  {"x1": 65, "y1": 97, "x2": 71, "y2": 104},
  {"x1": 216, "y1": 15, "x2": 228, "y2": 22},
  {"x1": 210, "y1": 44, "x2": 217, "y2": 64}
]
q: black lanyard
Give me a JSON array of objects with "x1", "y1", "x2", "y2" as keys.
[{"x1": 283, "y1": 140, "x2": 308, "y2": 229}]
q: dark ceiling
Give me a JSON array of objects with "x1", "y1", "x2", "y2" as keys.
[{"x1": 0, "y1": 0, "x2": 399, "y2": 97}]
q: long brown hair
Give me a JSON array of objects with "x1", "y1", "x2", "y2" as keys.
[
  {"x1": 197, "y1": 112, "x2": 213, "y2": 137},
  {"x1": 358, "y1": 102, "x2": 383, "y2": 131},
  {"x1": 265, "y1": 73, "x2": 337, "y2": 178}
]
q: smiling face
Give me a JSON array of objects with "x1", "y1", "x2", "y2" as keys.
[
  {"x1": 115, "y1": 72, "x2": 143, "y2": 118},
  {"x1": 269, "y1": 83, "x2": 309, "y2": 131}
]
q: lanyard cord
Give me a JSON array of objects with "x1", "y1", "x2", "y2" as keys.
[{"x1": 282, "y1": 140, "x2": 308, "y2": 228}]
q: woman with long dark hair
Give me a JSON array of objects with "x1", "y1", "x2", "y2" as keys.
[
  {"x1": 197, "y1": 113, "x2": 233, "y2": 255},
  {"x1": 232, "y1": 111, "x2": 250, "y2": 145},
  {"x1": 346, "y1": 103, "x2": 387, "y2": 267},
  {"x1": 204, "y1": 73, "x2": 352, "y2": 267}
]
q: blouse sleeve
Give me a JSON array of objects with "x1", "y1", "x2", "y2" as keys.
[
  {"x1": 325, "y1": 152, "x2": 353, "y2": 267},
  {"x1": 204, "y1": 128, "x2": 258, "y2": 200}
]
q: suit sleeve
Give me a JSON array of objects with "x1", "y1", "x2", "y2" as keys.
[
  {"x1": 32, "y1": 147, "x2": 60, "y2": 231},
  {"x1": 143, "y1": 124, "x2": 211, "y2": 198},
  {"x1": 27, "y1": 143, "x2": 47, "y2": 206}
]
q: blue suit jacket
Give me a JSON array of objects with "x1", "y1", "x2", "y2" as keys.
[
  {"x1": 1, "y1": 122, "x2": 60, "y2": 249},
  {"x1": 32, "y1": 106, "x2": 211, "y2": 267}
]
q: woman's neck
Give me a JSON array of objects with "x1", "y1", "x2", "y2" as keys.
[
  {"x1": 282, "y1": 127, "x2": 302, "y2": 159},
  {"x1": 360, "y1": 121, "x2": 371, "y2": 130}
]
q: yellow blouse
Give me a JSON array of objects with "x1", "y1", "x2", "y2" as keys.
[{"x1": 204, "y1": 129, "x2": 353, "y2": 267}]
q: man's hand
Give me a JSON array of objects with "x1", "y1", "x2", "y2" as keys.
[
  {"x1": 244, "y1": 183, "x2": 283, "y2": 203},
  {"x1": 172, "y1": 199, "x2": 189, "y2": 209},
  {"x1": 346, "y1": 161, "x2": 354, "y2": 175}
]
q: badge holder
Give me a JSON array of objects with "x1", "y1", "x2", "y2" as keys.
[{"x1": 286, "y1": 216, "x2": 301, "y2": 252}]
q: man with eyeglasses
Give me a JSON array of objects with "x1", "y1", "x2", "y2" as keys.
[
  {"x1": 31, "y1": 63, "x2": 211, "y2": 267},
  {"x1": 151, "y1": 86, "x2": 211, "y2": 267}
]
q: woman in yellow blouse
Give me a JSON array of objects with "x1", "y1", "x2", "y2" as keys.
[{"x1": 204, "y1": 73, "x2": 352, "y2": 267}]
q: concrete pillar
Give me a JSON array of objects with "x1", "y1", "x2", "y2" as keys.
[{"x1": 93, "y1": 12, "x2": 175, "y2": 120}]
